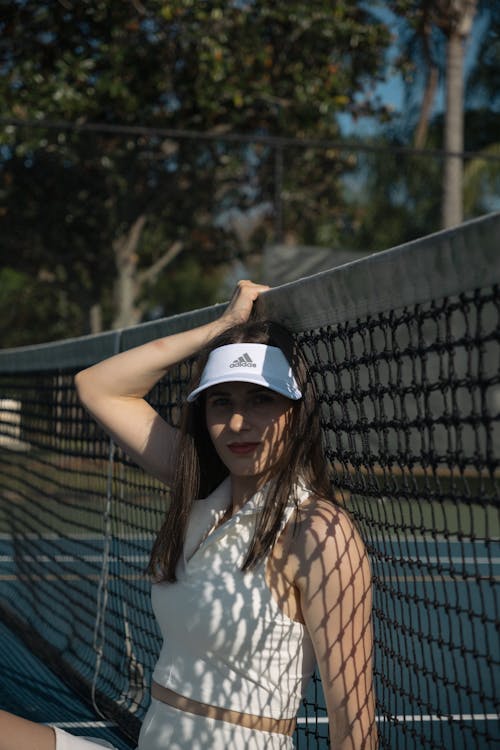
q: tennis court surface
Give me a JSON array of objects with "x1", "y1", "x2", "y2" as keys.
[{"x1": 0, "y1": 212, "x2": 499, "y2": 748}]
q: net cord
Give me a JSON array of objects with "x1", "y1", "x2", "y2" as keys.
[{"x1": 0, "y1": 212, "x2": 498, "y2": 374}]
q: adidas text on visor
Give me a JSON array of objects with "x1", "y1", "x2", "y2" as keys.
[{"x1": 187, "y1": 343, "x2": 302, "y2": 402}]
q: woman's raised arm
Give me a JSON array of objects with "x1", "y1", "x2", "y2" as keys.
[{"x1": 75, "y1": 281, "x2": 269, "y2": 484}]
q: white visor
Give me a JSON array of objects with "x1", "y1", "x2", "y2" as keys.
[{"x1": 187, "y1": 343, "x2": 302, "y2": 402}]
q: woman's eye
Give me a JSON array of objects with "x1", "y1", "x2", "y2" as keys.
[
  {"x1": 251, "y1": 393, "x2": 274, "y2": 406},
  {"x1": 210, "y1": 397, "x2": 231, "y2": 408}
]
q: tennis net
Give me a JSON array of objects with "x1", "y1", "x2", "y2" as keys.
[{"x1": 0, "y1": 213, "x2": 498, "y2": 749}]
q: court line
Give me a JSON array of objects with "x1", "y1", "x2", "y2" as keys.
[
  {"x1": 2, "y1": 573, "x2": 498, "y2": 584},
  {"x1": 1, "y1": 554, "x2": 498, "y2": 565},
  {"x1": 1, "y1": 532, "x2": 497, "y2": 542},
  {"x1": 44, "y1": 715, "x2": 500, "y2": 728},
  {"x1": 298, "y1": 713, "x2": 500, "y2": 724},
  {"x1": 0, "y1": 555, "x2": 148, "y2": 563},
  {"x1": 1, "y1": 573, "x2": 498, "y2": 583},
  {"x1": 46, "y1": 721, "x2": 116, "y2": 729},
  {"x1": 0, "y1": 573, "x2": 146, "y2": 582},
  {"x1": 381, "y1": 557, "x2": 500, "y2": 565},
  {"x1": 0, "y1": 533, "x2": 155, "y2": 540}
]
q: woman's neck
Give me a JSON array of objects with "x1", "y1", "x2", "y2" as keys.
[{"x1": 229, "y1": 473, "x2": 269, "y2": 514}]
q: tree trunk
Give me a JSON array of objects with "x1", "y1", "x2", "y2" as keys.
[
  {"x1": 442, "y1": 30, "x2": 465, "y2": 228},
  {"x1": 112, "y1": 215, "x2": 147, "y2": 329},
  {"x1": 112, "y1": 215, "x2": 185, "y2": 330},
  {"x1": 441, "y1": 0, "x2": 477, "y2": 229},
  {"x1": 89, "y1": 303, "x2": 103, "y2": 334}
]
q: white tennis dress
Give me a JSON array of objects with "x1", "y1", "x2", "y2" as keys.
[{"x1": 55, "y1": 478, "x2": 316, "y2": 750}]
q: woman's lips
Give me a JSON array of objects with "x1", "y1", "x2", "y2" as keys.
[{"x1": 227, "y1": 442, "x2": 260, "y2": 455}]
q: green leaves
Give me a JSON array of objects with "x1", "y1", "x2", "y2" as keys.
[{"x1": 0, "y1": 0, "x2": 394, "y2": 344}]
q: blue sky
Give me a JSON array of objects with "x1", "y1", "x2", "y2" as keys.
[{"x1": 339, "y1": 4, "x2": 490, "y2": 136}]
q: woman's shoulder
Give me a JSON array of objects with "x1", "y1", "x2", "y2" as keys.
[
  {"x1": 295, "y1": 492, "x2": 352, "y2": 529},
  {"x1": 290, "y1": 492, "x2": 366, "y2": 566}
]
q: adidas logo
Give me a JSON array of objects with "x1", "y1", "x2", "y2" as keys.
[{"x1": 229, "y1": 353, "x2": 257, "y2": 368}]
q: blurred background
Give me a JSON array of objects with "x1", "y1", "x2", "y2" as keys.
[{"x1": 1, "y1": 0, "x2": 499, "y2": 347}]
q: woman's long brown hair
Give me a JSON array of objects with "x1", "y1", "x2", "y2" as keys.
[{"x1": 148, "y1": 319, "x2": 331, "y2": 582}]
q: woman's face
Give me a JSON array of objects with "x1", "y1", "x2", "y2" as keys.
[{"x1": 205, "y1": 381, "x2": 294, "y2": 481}]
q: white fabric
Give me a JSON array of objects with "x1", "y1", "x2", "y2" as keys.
[
  {"x1": 186, "y1": 343, "x2": 302, "y2": 401},
  {"x1": 53, "y1": 727, "x2": 117, "y2": 750},
  {"x1": 55, "y1": 480, "x2": 313, "y2": 750},
  {"x1": 151, "y1": 478, "x2": 315, "y2": 721}
]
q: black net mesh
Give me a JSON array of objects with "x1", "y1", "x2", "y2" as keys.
[
  {"x1": 0, "y1": 217, "x2": 498, "y2": 749},
  {"x1": 297, "y1": 286, "x2": 499, "y2": 748}
]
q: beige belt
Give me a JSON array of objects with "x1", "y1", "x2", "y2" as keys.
[{"x1": 151, "y1": 681, "x2": 296, "y2": 737}]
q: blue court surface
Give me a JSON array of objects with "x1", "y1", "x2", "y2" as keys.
[
  {"x1": 0, "y1": 535, "x2": 498, "y2": 749},
  {"x1": 0, "y1": 619, "x2": 133, "y2": 748}
]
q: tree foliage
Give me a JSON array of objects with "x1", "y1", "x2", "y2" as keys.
[{"x1": 0, "y1": 0, "x2": 392, "y2": 346}]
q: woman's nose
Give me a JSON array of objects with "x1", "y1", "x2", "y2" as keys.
[{"x1": 228, "y1": 410, "x2": 248, "y2": 432}]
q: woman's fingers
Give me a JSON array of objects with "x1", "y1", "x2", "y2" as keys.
[{"x1": 223, "y1": 280, "x2": 270, "y2": 324}]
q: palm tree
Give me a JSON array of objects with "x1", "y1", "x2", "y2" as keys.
[
  {"x1": 439, "y1": 0, "x2": 478, "y2": 228},
  {"x1": 391, "y1": 0, "x2": 479, "y2": 227}
]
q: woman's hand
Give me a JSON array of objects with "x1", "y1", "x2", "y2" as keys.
[{"x1": 220, "y1": 280, "x2": 270, "y2": 328}]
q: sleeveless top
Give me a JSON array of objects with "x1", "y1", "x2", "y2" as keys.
[{"x1": 151, "y1": 477, "x2": 316, "y2": 720}]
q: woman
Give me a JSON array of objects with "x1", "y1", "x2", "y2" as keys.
[{"x1": 0, "y1": 281, "x2": 376, "y2": 749}]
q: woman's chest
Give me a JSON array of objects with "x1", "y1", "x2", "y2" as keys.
[{"x1": 152, "y1": 552, "x2": 299, "y2": 661}]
